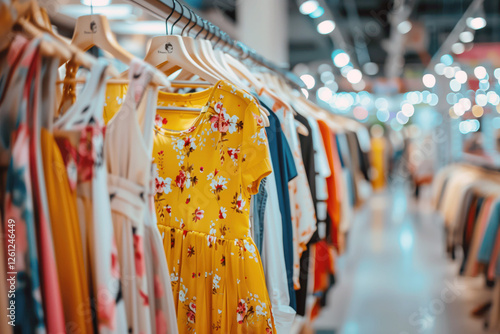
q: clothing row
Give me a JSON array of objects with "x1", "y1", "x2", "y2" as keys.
[
  {"x1": 1, "y1": 5, "x2": 374, "y2": 334},
  {"x1": 103, "y1": 72, "x2": 374, "y2": 333},
  {"x1": 432, "y1": 163, "x2": 500, "y2": 331},
  {"x1": 0, "y1": 34, "x2": 180, "y2": 334}
]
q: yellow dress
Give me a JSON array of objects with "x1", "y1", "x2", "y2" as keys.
[
  {"x1": 152, "y1": 81, "x2": 275, "y2": 333},
  {"x1": 41, "y1": 128, "x2": 93, "y2": 334},
  {"x1": 103, "y1": 83, "x2": 128, "y2": 124}
]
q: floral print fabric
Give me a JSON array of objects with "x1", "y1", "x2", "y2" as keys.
[
  {"x1": 104, "y1": 58, "x2": 178, "y2": 334},
  {"x1": 152, "y1": 81, "x2": 275, "y2": 333},
  {"x1": 1, "y1": 35, "x2": 46, "y2": 334},
  {"x1": 55, "y1": 59, "x2": 128, "y2": 333}
]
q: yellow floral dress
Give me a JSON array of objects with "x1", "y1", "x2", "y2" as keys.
[{"x1": 152, "y1": 81, "x2": 275, "y2": 333}]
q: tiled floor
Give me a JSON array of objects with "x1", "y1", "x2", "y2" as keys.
[{"x1": 313, "y1": 185, "x2": 496, "y2": 334}]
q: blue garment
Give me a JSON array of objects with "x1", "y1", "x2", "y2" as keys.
[
  {"x1": 259, "y1": 99, "x2": 298, "y2": 310},
  {"x1": 252, "y1": 177, "x2": 268, "y2": 254},
  {"x1": 478, "y1": 200, "x2": 500, "y2": 263},
  {"x1": 335, "y1": 134, "x2": 345, "y2": 168}
]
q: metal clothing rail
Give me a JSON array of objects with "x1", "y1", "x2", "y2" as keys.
[{"x1": 126, "y1": 0, "x2": 305, "y2": 90}]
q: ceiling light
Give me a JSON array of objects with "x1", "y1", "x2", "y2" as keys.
[
  {"x1": 363, "y1": 62, "x2": 379, "y2": 75},
  {"x1": 60, "y1": 4, "x2": 134, "y2": 20},
  {"x1": 455, "y1": 70, "x2": 467, "y2": 84},
  {"x1": 444, "y1": 67, "x2": 455, "y2": 78},
  {"x1": 340, "y1": 64, "x2": 353, "y2": 77},
  {"x1": 459, "y1": 98, "x2": 472, "y2": 111},
  {"x1": 474, "y1": 66, "x2": 487, "y2": 79},
  {"x1": 396, "y1": 111, "x2": 409, "y2": 124},
  {"x1": 450, "y1": 79, "x2": 461, "y2": 92},
  {"x1": 451, "y1": 42, "x2": 465, "y2": 54},
  {"x1": 300, "y1": 74, "x2": 316, "y2": 89},
  {"x1": 422, "y1": 74, "x2": 436, "y2": 88},
  {"x1": 301, "y1": 88, "x2": 309, "y2": 98},
  {"x1": 440, "y1": 54, "x2": 454, "y2": 66},
  {"x1": 401, "y1": 103, "x2": 414, "y2": 117},
  {"x1": 309, "y1": 6, "x2": 324, "y2": 18},
  {"x1": 476, "y1": 93, "x2": 488, "y2": 107},
  {"x1": 318, "y1": 63, "x2": 332, "y2": 73},
  {"x1": 333, "y1": 51, "x2": 350, "y2": 67},
  {"x1": 317, "y1": 87, "x2": 332, "y2": 102},
  {"x1": 299, "y1": 0, "x2": 319, "y2": 15},
  {"x1": 317, "y1": 20, "x2": 336, "y2": 34},
  {"x1": 377, "y1": 109, "x2": 390, "y2": 122},
  {"x1": 353, "y1": 106, "x2": 368, "y2": 121},
  {"x1": 488, "y1": 91, "x2": 500, "y2": 105},
  {"x1": 352, "y1": 80, "x2": 366, "y2": 91},
  {"x1": 494, "y1": 68, "x2": 500, "y2": 79},
  {"x1": 429, "y1": 94, "x2": 439, "y2": 106},
  {"x1": 459, "y1": 31, "x2": 474, "y2": 43},
  {"x1": 326, "y1": 81, "x2": 338, "y2": 93},
  {"x1": 110, "y1": 21, "x2": 166, "y2": 35},
  {"x1": 81, "y1": 0, "x2": 111, "y2": 5},
  {"x1": 467, "y1": 17, "x2": 486, "y2": 30},
  {"x1": 472, "y1": 105, "x2": 484, "y2": 117},
  {"x1": 434, "y1": 63, "x2": 446, "y2": 75},
  {"x1": 397, "y1": 20, "x2": 412, "y2": 34},
  {"x1": 479, "y1": 80, "x2": 489, "y2": 90},
  {"x1": 346, "y1": 69, "x2": 362, "y2": 84}
]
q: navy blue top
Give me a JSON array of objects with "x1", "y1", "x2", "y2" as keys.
[{"x1": 260, "y1": 100, "x2": 298, "y2": 310}]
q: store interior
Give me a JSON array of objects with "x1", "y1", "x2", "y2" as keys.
[{"x1": 2, "y1": 0, "x2": 500, "y2": 333}]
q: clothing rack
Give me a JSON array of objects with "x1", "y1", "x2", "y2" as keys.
[{"x1": 126, "y1": 0, "x2": 305, "y2": 90}]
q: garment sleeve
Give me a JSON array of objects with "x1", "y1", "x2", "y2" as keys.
[
  {"x1": 241, "y1": 101, "x2": 273, "y2": 195},
  {"x1": 282, "y1": 133, "x2": 298, "y2": 181}
]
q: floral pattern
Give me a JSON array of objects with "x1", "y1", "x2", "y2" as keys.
[{"x1": 153, "y1": 81, "x2": 275, "y2": 333}]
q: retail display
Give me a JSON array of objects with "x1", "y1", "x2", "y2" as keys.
[{"x1": 433, "y1": 164, "x2": 500, "y2": 331}]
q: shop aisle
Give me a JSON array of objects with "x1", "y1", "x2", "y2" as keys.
[{"x1": 313, "y1": 184, "x2": 495, "y2": 334}]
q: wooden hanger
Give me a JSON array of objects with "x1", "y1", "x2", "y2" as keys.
[
  {"x1": 21, "y1": 0, "x2": 117, "y2": 76},
  {"x1": 196, "y1": 25, "x2": 244, "y2": 85},
  {"x1": 18, "y1": 18, "x2": 72, "y2": 61},
  {"x1": 166, "y1": 9, "x2": 223, "y2": 82},
  {"x1": 70, "y1": 14, "x2": 170, "y2": 88}
]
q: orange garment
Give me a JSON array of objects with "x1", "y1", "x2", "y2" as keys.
[
  {"x1": 370, "y1": 137, "x2": 386, "y2": 190},
  {"x1": 317, "y1": 120, "x2": 343, "y2": 251},
  {"x1": 311, "y1": 242, "x2": 335, "y2": 321},
  {"x1": 41, "y1": 129, "x2": 93, "y2": 334},
  {"x1": 488, "y1": 227, "x2": 500, "y2": 280}
]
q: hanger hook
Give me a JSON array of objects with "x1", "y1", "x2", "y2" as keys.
[
  {"x1": 186, "y1": 8, "x2": 197, "y2": 36},
  {"x1": 181, "y1": 5, "x2": 192, "y2": 36},
  {"x1": 213, "y1": 26, "x2": 222, "y2": 48},
  {"x1": 195, "y1": 16, "x2": 205, "y2": 39},
  {"x1": 208, "y1": 23, "x2": 215, "y2": 41},
  {"x1": 165, "y1": 0, "x2": 176, "y2": 35},
  {"x1": 222, "y1": 32, "x2": 230, "y2": 53},
  {"x1": 171, "y1": 0, "x2": 184, "y2": 35},
  {"x1": 204, "y1": 20, "x2": 211, "y2": 39}
]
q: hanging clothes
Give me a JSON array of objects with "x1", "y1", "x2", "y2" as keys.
[
  {"x1": 260, "y1": 161, "x2": 296, "y2": 334},
  {"x1": 259, "y1": 100, "x2": 297, "y2": 311},
  {"x1": 55, "y1": 59, "x2": 128, "y2": 333},
  {"x1": 152, "y1": 80, "x2": 275, "y2": 333},
  {"x1": 29, "y1": 41, "x2": 66, "y2": 334},
  {"x1": 105, "y1": 59, "x2": 155, "y2": 334},
  {"x1": 104, "y1": 58, "x2": 179, "y2": 334},
  {"x1": 40, "y1": 52, "x2": 94, "y2": 333},
  {"x1": 1, "y1": 35, "x2": 46, "y2": 334}
]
